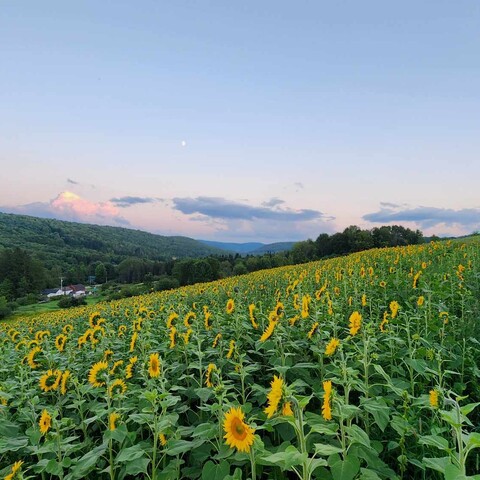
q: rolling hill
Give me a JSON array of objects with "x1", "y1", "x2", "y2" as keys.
[{"x1": 0, "y1": 212, "x2": 226, "y2": 270}]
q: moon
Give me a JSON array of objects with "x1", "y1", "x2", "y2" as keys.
[{"x1": 181, "y1": 140, "x2": 187, "y2": 147}]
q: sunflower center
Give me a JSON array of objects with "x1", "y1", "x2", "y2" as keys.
[{"x1": 232, "y1": 418, "x2": 247, "y2": 440}]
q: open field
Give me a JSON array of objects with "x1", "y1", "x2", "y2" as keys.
[{"x1": 1, "y1": 239, "x2": 479, "y2": 479}]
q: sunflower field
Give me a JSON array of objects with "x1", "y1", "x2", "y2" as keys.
[{"x1": 1, "y1": 239, "x2": 480, "y2": 480}]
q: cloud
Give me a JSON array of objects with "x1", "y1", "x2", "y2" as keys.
[
  {"x1": 0, "y1": 191, "x2": 130, "y2": 226},
  {"x1": 110, "y1": 196, "x2": 157, "y2": 208},
  {"x1": 262, "y1": 197, "x2": 285, "y2": 208},
  {"x1": 172, "y1": 196, "x2": 331, "y2": 222},
  {"x1": 67, "y1": 178, "x2": 79, "y2": 185},
  {"x1": 363, "y1": 204, "x2": 480, "y2": 230}
]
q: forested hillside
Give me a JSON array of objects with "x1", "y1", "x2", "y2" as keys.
[{"x1": 0, "y1": 212, "x2": 224, "y2": 270}]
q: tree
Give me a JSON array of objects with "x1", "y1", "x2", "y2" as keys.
[{"x1": 95, "y1": 263, "x2": 107, "y2": 283}]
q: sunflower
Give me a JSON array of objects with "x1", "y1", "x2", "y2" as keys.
[
  {"x1": 39, "y1": 369, "x2": 62, "y2": 392},
  {"x1": 4, "y1": 460, "x2": 23, "y2": 480},
  {"x1": 167, "y1": 312, "x2": 178, "y2": 329},
  {"x1": 39, "y1": 409, "x2": 51, "y2": 435},
  {"x1": 212, "y1": 333, "x2": 222, "y2": 348},
  {"x1": 118, "y1": 325, "x2": 127, "y2": 337},
  {"x1": 274, "y1": 301, "x2": 284, "y2": 317},
  {"x1": 223, "y1": 406, "x2": 255, "y2": 453},
  {"x1": 417, "y1": 296, "x2": 425, "y2": 307},
  {"x1": 361, "y1": 294, "x2": 367, "y2": 307},
  {"x1": 184, "y1": 311, "x2": 196, "y2": 328},
  {"x1": 108, "y1": 379, "x2": 127, "y2": 397},
  {"x1": 55, "y1": 334, "x2": 67, "y2": 352},
  {"x1": 282, "y1": 401, "x2": 294, "y2": 416},
  {"x1": 103, "y1": 349, "x2": 114, "y2": 361},
  {"x1": 301, "y1": 295, "x2": 310, "y2": 318},
  {"x1": 26, "y1": 346, "x2": 42, "y2": 369},
  {"x1": 183, "y1": 328, "x2": 193, "y2": 345},
  {"x1": 389, "y1": 301, "x2": 399, "y2": 319},
  {"x1": 226, "y1": 299, "x2": 235, "y2": 314},
  {"x1": 260, "y1": 318, "x2": 278, "y2": 342},
  {"x1": 129, "y1": 331, "x2": 138, "y2": 352},
  {"x1": 109, "y1": 360, "x2": 124, "y2": 375},
  {"x1": 204, "y1": 309, "x2": 213, "y2": 330},
  {"x1": 109, "y1": 412, "x2": 120, "y2": 431},
  {"x1": 125, "y1": 356, "x2": 138, "y2": 379},
  {"x1": 429, "y1": 389, "x2": 439, "y2": 408},
  {"x1": 60, "y1": 370, "x2": 70, "y2": 395},
  {"x1": 413, "y1": 271, "x2": 422, "y2": 289},
  {"x1": 148, "y1": 353, "x2": 161, "y2": 378},
  {"x1": 307, "y1": 322, "x2": 319, "y2": 339},
  {"x1": 88, "y1": 361, "x2": 109, "y2": 388},
  {"x1": 62, "y1": 324, "x2": 73, "y2": 334},
  {"x1": 325, "y1": 338, "x2": 340, "y2": 356},
  {"x1": 205, "y1": 363, "x2": 216, "y2": 387},
  {"x1": 159, "y1": 433, "x2": 167, "y2": 446},
  {"x1": 322, "y1": 380, "x2": 332, "y2": 421},
  {"x1": 169, "y1": 326, "x2": 177, "y2": 349},
  {"x1": 289, "y1": 315, "x2": 299, "y2": 326},
  {"x1": 248, "y1": 304, "x2": 258, "y2": 329},
  {"x1": 380, "y1": 313, "x2": 389, "y2": 333},
  {"x1": 349, "y1": 311, "x2": 362, "y2": 336},
  {"x1": 226, "y1": 340, "x2": 235, "y2": 359},
  {"x1": 264, "y1": 375, "x2": 284, "y2": 418},
  {"x1": 89, "y1": 311, "x2": 101, "y2": 328}
]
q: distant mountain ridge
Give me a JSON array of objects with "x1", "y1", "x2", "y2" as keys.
[
  {"x1": 200, "y1": 240, "x2": 296, "y2": 255},
  {"x1": 0, "y1": 212, "x2": 226, "y2": 270}
]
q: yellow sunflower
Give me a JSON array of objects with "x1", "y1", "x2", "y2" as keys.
[
  {"x1": 264, "y1": 375, "x2": 284, "y2": 418},
  {"x1": 169, "y1": 327, "x2": 177, "y2": 349},
  {"x1": 39, "y1": 409, "x2": 51, "y2": 435},
  {"x1": 39, "y1": 369, "x2": 62, "y2": 392},
  {"x1": 349, "y1": 311, "x2": 362, "y2": 336},
  {"x1": 148, "y1": 353, "x2": 161, "y2": 378},
  {"x1": 260, "y1": 318, "x2": 278, "y2": 342},
  {"x1": 88, "y1": 361, "x2": 109, "y2": 388},
  {"x1": 226, "y1": 299, "x2": 235, "y2": 314},
  {"x1": 60, "y1": 370, "x2": 71, "y2": 395},
  {"x1": 129, "y1": 331, "x2": 138, "y2": 352},
  {"x1": 55, "y1": 334, "x2": 67, "y2": 352},
  {"x1": 108, "y1": 379, "x2": 127, "y2": 397},
  {"x1": 322, "y1": 380, "x2": 332, "y2": 421},
  {"x1": 248, "y1": 304, "x2": 258, "y2": 329},
  {"x1": 325, "y1": 338, "x2": 340, "y2": 356},
  {"x1": 125, "y1": 356, "x2": 138, "y2": 379},
  {"x1": 109, "y1": 412, "x2": 120, "y2": 431},
  {"x1": 26, "y1": 346, "x2": 42, "y2": 369},
  {"x1": 205, "y1": 363, "x2": 216, "y2": 387},
  {"x1": 4, "y1": 460, "x2": 23, "y2": 480},
  {"x1": 226, "y1": 340, "x2": 235, "y2": 359},
  {"x1": 212, "y1": 333, "x2": 222, "y2": 348},
  {"x1": 307, "y1": 322, "x2": 319, "y2": 339},
  {"x1": 223, "y1": 406, "x2": 255, "y2": 453}
]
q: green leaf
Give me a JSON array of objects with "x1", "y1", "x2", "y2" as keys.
[
  {"x1": 329, "y1": 453, "x2": 361, "y2": 480},
  {"x1": 422, "y1": 456, "x2": 450, "y2": 473},
  {"x1": 345, "y1": 425, "x2": 371, "y2": 449},
  {"x1": 125, "y1": 456, "x2": 151, "y2": 475},
  {"x1": 0, "y1": 436, "x2": 28, "y2": 453},
  {"x1": 129, "y1": 413, "x2": 154, "y2": 425},
  {"x1": 116, "y1": 444, "x2": 145, "y2": 463},
  {"x1": 166, "y1": 438, "x2": 204, "y2": 456},
  {"x1": 460, "y1": 402, "x2": 480, "y2": 416},
  {"x1": 66, "y1": 443, "x2": 107, "y2": 479},
  {"x1": 201, "y1": 460, "x2": 230, "y2": 480},
  {"x1": 445, "y1": 463, "x2": 467, "y2": 480},
  {"x1": 419, "y1": 435, "x2": 450, "y2": 451},
  {"x1": 362, "y1": 397, "x2": 390, "y2": 432},
  {"x1": 359, "y1": 468, "x2": 382, "y2": 480},
  {"x1": 260, "y1": 445, "x2": 307, "y2": 471},
  {"x1": 192, "y1": 422, "x2": 218, "y2": 440},
  {"x1": 314, "y1": 443, "x2": 344, "y2": 456},
  {"x1": 195, "y1": 387, "x2": 213, "y2": 402},
  {"x1": 464, "y1": 432, "x2": 480, "y2": 450},
  {"x1": 0, "y1": 420, "x2": 20, "y2": 437},
  {"x1": 46, "y1": 458, "x2": 63, "y2": 476}
]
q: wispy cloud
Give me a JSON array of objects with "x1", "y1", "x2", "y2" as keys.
[
  {"x1": 172, "y1": 196, "x2": 330, "y2": 222},
  {"x1": 261, "y1": 197, "x2": 285, "y2": 208},
  {"x1": 110, "y1": 196, "x2": 157, "y2": 208},
  {"x1": 363, "y1": 204, "x2": 480, "y2": 230},
  {"x1": 0, "y1": 191, "x2": 130, "y2": 226}
]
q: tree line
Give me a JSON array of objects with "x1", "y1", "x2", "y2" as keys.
[{"x1": 0, "y1": 225, "x2": 424, "y2": 318}]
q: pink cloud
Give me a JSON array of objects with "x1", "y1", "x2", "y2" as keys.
[
  {"x1": 0, "y1": 191, "x2": 129, "y2": 226},
  {"x1": 51, "y1": 191, "x2": 119, "y2": 217}
]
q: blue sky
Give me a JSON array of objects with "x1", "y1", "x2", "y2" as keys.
[{"x1": 1, "y1": 1, "x2": 479, "y2": 242}]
